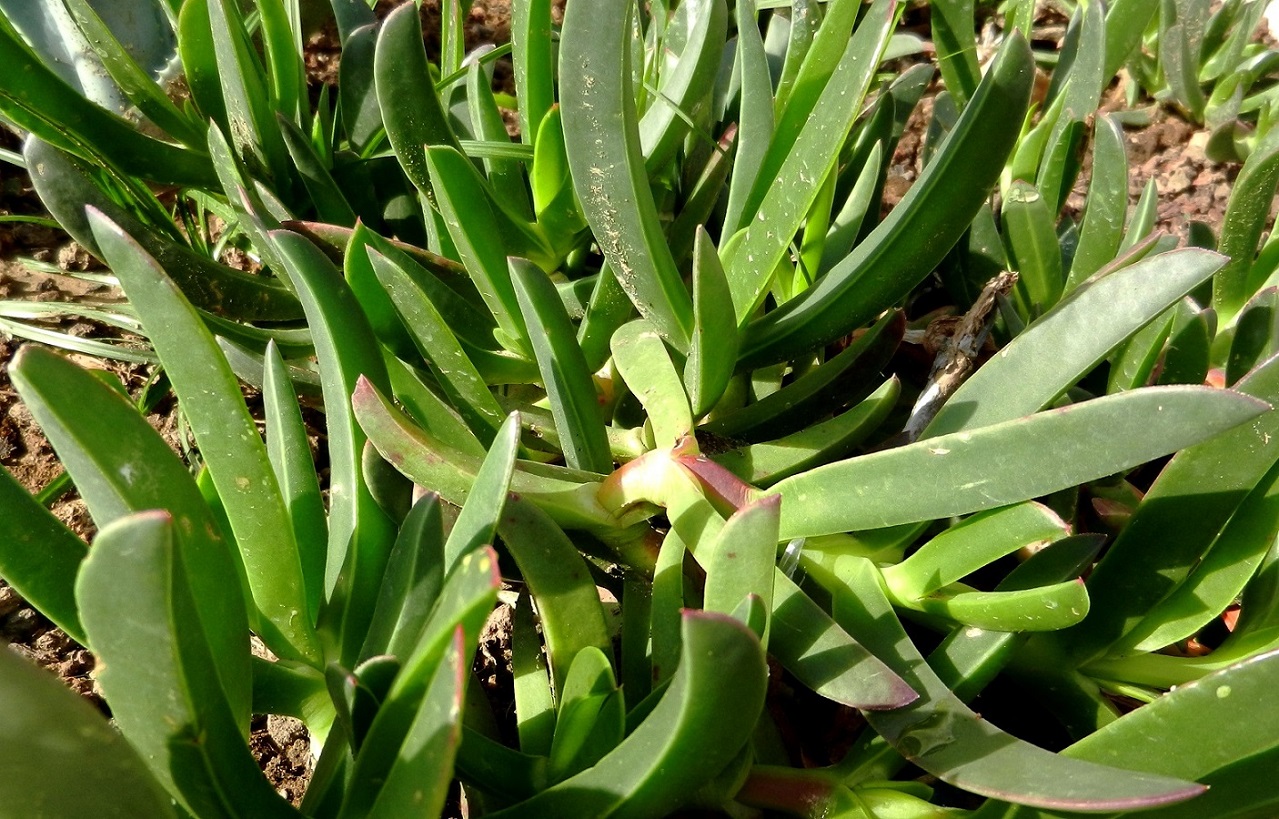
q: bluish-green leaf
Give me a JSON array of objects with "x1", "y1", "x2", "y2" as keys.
[{"x1": 777, "y1": 386, "x2": 1269, "y2": 539}]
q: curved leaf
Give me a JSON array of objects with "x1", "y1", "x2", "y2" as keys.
[
  {"x1": 0, "y1": 465, "x2": 87, "y2": 644},
  {"x1": 740, "y1": 32, "x2": 1033, "y2": 368},
  {"x1": 824, "y1": 557, "x2": 1204, "y2": 812},
  {"x1": 926, "y1": 248, "x2": 1227, "y2": 437},
  {"x1": 77, "y1": 512, "x2": 297, "y2": 819},
  {"x1": 559, "y1": 0, "x2": 694, "y2": 350},
  {"x1": 512, "y1": 259, "x2": 613, "y2": 473},
  {"x1": 776, "y1": 386, "x2": 1269, "y2": 539},
  {"x1": 486, "y1": 611, "x2": 768, "y2": 818},
  {"x1": 0, "y1": 645, "x2": 176, "y2": 818}
]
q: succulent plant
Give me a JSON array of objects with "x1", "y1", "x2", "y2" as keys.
[{"x1": 2, "y1": 0, "x2": 1279, "y2": 816}]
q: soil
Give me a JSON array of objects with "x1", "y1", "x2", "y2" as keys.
[{"x1": 0, "y1": 3, "x2": 1264, "y2": 811}]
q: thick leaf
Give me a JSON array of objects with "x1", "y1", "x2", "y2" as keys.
[
  {"x1": 280, "y1": 114, "x2": 357, "y2": 226},
  {"x1": 1059, "y1": 354, "x2": 1279, "y2": 661},
  {"x1": 559, "y1": 0, "x2": 694, "y2": 350},
  {"x1": 427, "y1": 145, "x2": 538, "y2": 348},
  {"x1": 365, "y1": 627, "x2": 466, "y2": 819},
  {"x1": 353, "y1": 377, "x2": 620, "y2": 534},
  {"x1": 706, "y1": 309, "x2": 903, "y2": 440},
  {"x1": 1118, "y1": 455, "x2": 1279, "y2": 653},
  {"x1": 444, "y1": 412, "x2": 518, "y2": 573},
  {"x1": 207, "y1": 0, "x2": 294, "y2": 191},
  {"x1": 60, "y1": 0, "x2": 203, "y2": 146},
  {"x1": 25, "y1": 139, "x2": 302, "y2": 322},
  {"x1": 498, "y1": 496, "x2": 614, "y2": 694},
  {"x1": 485, "y1": 611, "x2": 767, "y2": 818},
  {"x1": 548, "y1": 647, "x2": 623, "y2": 781},
  {"x1": 370, "y1": 249, "x2": 507, "y2": 445},
  {"x1": 0, "y1": 13, "x2": 215, "y2": 187},
  {"x1": 908, "y1": 580, "x2": 1090, "y2": 632},
  {"x1": 0, "y1": 646, "x2": 176, "y2": 818},
  {"x1": 1067, "y1": 115, "x2": 1129, "y2": 289},
  {"x1": 374, "y1": 2, "x2": 459, "y2": 195},
  {"x1": 637, "y1": 0, "x2": 727, "y2": 172},
  {"x1": 721, "y1": 0, "x2": 774, "y2": 236},
  {"x1": 77, "y1": 512, "x2": 297, "y2": 818},
  {"x1": 709, "y1": 377, "x2": 899, "y2": 485},
  {"x1": 685, "y1": 228, "x2": 740, "y2": 417},
  {"x1": 739, "y1": 33, "x2": 1033, "y2": 368},
  {"x1": 883, "y1": 503, "x2": 1069, "y2": 599},
  {"x1": 512, "y1": 0, "x2": 553, "y2": 145},
  {"x1": 1227, "y1": 287, "x2": 1279, "y2": 384},
  {"x1": 725, "y1": 0, "x2": 895, "y2": 319},
  {"x1": 0, "y1": 465, "x2": 87, "y2": 644},
  {"x1": 1003, "y1": 181, "x2": 1063, "y2": 314},
  {"x1": 512, "y1": 259, "x2": 613, "y2": 473},
  {"x1": 512, "y1": 591, "x2": 555, "y2": 756},
  {"x1": 926, "y1": 249, "x2": 1227, "y2": 436},
  {"x1": 343, "y1": 547, "x2": 499, "y2": 818},
  {"x1": 976, "y1": 650, "x2": 1279, "y2": 818},
  {"x1": 703, "y1": 495, "x2": 780, "y2": 644},
  {"x1": 361, "y1": 493, "x2": 445, "y2": 662},
  {"x1": 11, "y1": 345, "x2": 252, "y2": 721},
  {"x1": 771, "y1": 569, "x2": 918, "y2": 710},
  {"x1": 269, "y1": 228, "x2": 399, "y2": 665},
  {"x1": 931, "y1": 0, "x2": 980, "y2": 107},
  {"x1": 776, "y1": 386, "x2": 1269, "y2": 538},
  {"x1": 612, "y1": 319, "x2": 695, "y2": 449},
  {"x1": 260, "y1": 341, "x2": 328, "y2": 617},
  {"x1": 823, "y1": 557, "x2": 1205, "y2": 812}
]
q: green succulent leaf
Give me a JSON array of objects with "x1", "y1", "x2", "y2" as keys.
[
  {"x1": 638, "y1": 0, "x2": 727, "y2": 173},
  {"x1": 685, "y1": 228, "x2": 740, "y2": 418},
  {"x1": 499, "y1": 496, "x2": 614, "y2": 693},
  {"x1": 0, "y1": 11, "x2": 215, "y2": 187},
  {"x1": 364, "y1": 627, "x2": 466, "y2": 819},
  {"x1": 370, "y1": 248, "x2": 508, "y2": 446},
  {"x1": 882, "y1": 503, "x2": 1070, "y2": 600},
  {"x1": 930, "y1": 0, "x2": 980, "y2": 107},
  {"x1": 776, "y1": 386, "x2": 1269, "y2": 539},
  {"x1": 548, "y1": 647, "x2": 624, "y2": 782},
  {"x1": 771, "y1": 569, "x2": 919, "y2": 710},
  {"x1": 725, "y1": 0, "x2": 896, "y2": 319},
  {"x1": 263, "y1": 340, "x2": 328, "y2": 626},
  {"x1": 611, "y1": 319, "x2": 695, "y2": 450},
  {"x1": 822, "y1": 557, "x2": 1205, "y2": 812},
  {"x1": 708, "y1": 377, "x2": 899, "y2": 486},
  {"x1": 705, "y1": 309, "x2": 903, "y2": 440},
  {"x1": 486, "y1": 611, "x2": 767, "y2": 819},
  {"x1": 1119, "y1": 452, "x2": 1279, "y2": 654},
  {"x1": 1059, "y1": 354, "x2": 1279, "y2": 662},
  {"x1": 12, "y1": 344, "x2": 255, "y2": 722},
  {"x1": 512, "y1": 591, "x2": 556, "y2": 757},
  {"x1": 374, "y1": 1, "x2": 459, "y2": 195},
  {"x1": 344, "y1": 546, "x2": 500, "y2": 818},
  {"x1": 1003, "y1": 181, "x2": 1063, "y2": 315},
  {"x1": 560, "y1": 0, "x2": 694, "y2": 350},
  {"x1": 25, "y1": 139, "x2": 302, "y2": 322},
  {"x1": 77, "y1": 512, "x2": 297, "y2": 818},
  {"x1": 926, "y1": 248, "x2": 1227, "y2": 437},
  {"x1": 0, "y1": 647, "x2": 176, "y2": 818},
  {"x1": 740, "y1": 32, "x2": 1034, "y2": 368},
  {"x1": 976, "y1": 649, "x2": 1279, "y2": 818},
  {"x1": 362, "y1": 493, "x2": 446, "y2": 662},
  {"x1": 1068, "y1": 115, "x2": 1130, "y2": 289},
  {"x1": 0, "y1": 465, "x2": 87, "y2": 645},
  {"x1": 512, "y1": 259, "x2": 614, "y2": 474},
  {"x1": 702, "y1": 495, "x2": 780, "y2": 645},
  {"x1": 206, "y1": 0, "x2": 294, "y2": 191}
]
